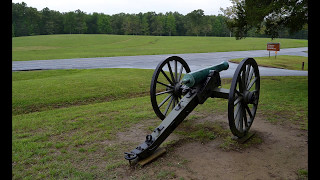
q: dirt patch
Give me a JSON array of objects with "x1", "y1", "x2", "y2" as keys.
[
  {"x1": 112, "y1": 112, "x2": 307, "y2": 180},
  {"x1": 102, "y1": 118, "x2": 183, "y2": 147},
  {"x1": 170, "y1": 116, "x2": 307, "y2": 179}
]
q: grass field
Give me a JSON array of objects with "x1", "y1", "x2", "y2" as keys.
[
  {"x1": 230, "y1": 55, "x2": 308, "y2": 71},
  {"x1": 12, "y1": 34, "x2": 308, "y2": 61},
  {"x1": 12, "y1": 68, "x2": 154, "y2": 115},
  {"x1": 12, "y1": 68, "x2": 308, "y2": 179}
]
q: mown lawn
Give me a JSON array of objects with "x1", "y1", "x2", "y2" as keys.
[
  {"x1": 12, "y1": 68, "x2": 308, "y2": 179},
  {"x1": 229, "y1": 55, "x2": 308, "y2": 71},
  {"x1": 12, "y1": 68, "x2": 154, "y2": 115},
  {"x1": 12, "y1": 34, "x2": 308, "y2": 61}
]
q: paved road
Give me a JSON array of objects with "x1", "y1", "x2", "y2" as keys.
[{"x1": 12, "y1": 47, "x2": 308, "y2": 78}]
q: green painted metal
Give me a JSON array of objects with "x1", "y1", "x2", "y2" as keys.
[{"x1": 181, "y1": 61, "x2": 229, "y2": 87}]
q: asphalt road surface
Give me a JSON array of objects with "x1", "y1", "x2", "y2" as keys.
[{"x1": 12, "y1": 47, "x2": 308, "y2": 78}]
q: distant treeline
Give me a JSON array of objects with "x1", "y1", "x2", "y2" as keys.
[{"x1": 12, "y1": 2, "x2": 307, "y2": 39}]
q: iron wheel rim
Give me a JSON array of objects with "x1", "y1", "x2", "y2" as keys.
[
  {"x1": 150, "y1": 56, "x2": 191, "y2": 120},
  {"x1": 228, "y1": 58, "x2": 260, "y2": 138}
]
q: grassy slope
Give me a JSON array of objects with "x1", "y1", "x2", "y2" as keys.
[
  {"x1": 12, "y1": 68, "x2": 308, "y2": 179},
  {"x1": 12, "y1": 69, "x2": 308, "y2": 126},
  {"x1": 229, "y1": 55, "x2": 308, "y2": 71},
  {"x1": 12, "y1": 68, "x2": 154, "y2": 115},
  {"x1": 12, "y1": 34, "x2": 308, "y2": 61}
]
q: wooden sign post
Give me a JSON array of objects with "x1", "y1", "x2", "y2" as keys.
[{"x1": 267, "y1": 42, "x2": 280, "y2": 58}]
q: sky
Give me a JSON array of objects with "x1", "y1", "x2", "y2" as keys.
[{"x1": 12, "y1": 0, "x2": 232, "y2": 15}]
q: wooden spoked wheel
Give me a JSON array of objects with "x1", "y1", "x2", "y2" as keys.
[
  {"x1": 150, "y1": 56, "x2": 191, "y2": 120},
  {"x1": 228, "y1": 58, "x2": 260, "y2": 138}
]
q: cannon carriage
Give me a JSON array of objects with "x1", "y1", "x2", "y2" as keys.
[{"x1": 125, "y1": 56, "x2": 260, "y2": 163}]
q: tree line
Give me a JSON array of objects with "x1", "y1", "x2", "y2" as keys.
[{"x1": 12, "y1": 2, "x2": 307, "y2": 39}]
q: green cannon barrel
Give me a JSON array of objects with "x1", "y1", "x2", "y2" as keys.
[{"x1": 181, "y1": 61, "x2": 229, "y2": 87}]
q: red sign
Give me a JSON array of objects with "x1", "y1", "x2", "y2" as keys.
[{"x1": 267, "y1": 43, "x2": 280, "y2": 51}]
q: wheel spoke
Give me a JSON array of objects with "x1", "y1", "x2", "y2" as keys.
[
  {"x1": 156, "y1": 90, "x2": 173, "y2": 96},
  {"x1": 241, "y1": 71, "x2": 246, "y2": 91},
  {"x1": 247, "y1": 77, "x2": 257, "y2": 90},
  {"x1": 164, "y1": 96, "x2": 174, "y2": 116},
  {"x1": 247, "y1": 67, "x2": 254, "y2": 88},
  {"x1": 157, "y1": 81, "x2": 173, "y2": 88},
  {"x1": 161, "y1": 69, "x2": 174, "y2": 86},
  {"x1": 245, "y1": 65, "x2": 250, "y2": 86},
  {"x1": 238, "y1": 73, "x2": 244, "y2": 93},
  {"x1": 239, "y1": 107, "x2": 244, "y2": 131},
  {"x1": 178, "y1": 64, "x2": 184, "y2": 82},
  {"x1": 234, "y1": 96, "x2": 243, "y2": 106},
  {"x1": 167, "y1": 62, "x2": 176, "y2": 84},
  {"x1": 234, "y1": 103, "x2": 242, "y2": 121},
  {"x1": 174, "y1": 60, "x2": 178, "y2": 82},
  {"x1": 158, "y1": 94, "x2": 172, "y2": 108},
  {"x1": 243, "y1": 108, "x2": 248, "y2": 128},
  {"x1": 172, "y1": 97, "x2": 176, "y2": 110},
  {"x1": 235, "y1": 103, "x2": 242, "y2": 129},
  {"x1": 235, "y1": 89, "x2": 242, "y2": 97},
  {"x1": 244, "y1": 103, "x2": 253, "y2": 119}
]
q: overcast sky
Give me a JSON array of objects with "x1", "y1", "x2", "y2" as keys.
[{"x1": 12, "y1": 0, "x2": 232, "y2": 15}]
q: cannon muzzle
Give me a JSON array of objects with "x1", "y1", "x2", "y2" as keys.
[{"x1": 182, "y1": 61, "x2": 229, "y2": 87}]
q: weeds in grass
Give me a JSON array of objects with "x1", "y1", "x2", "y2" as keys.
[{"x1": 297, "y1": 169, "x2": 308, "y2": 180}]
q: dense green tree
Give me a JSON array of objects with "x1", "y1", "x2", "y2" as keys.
[
  {"x1": 110, "y1": 13, "x2": 126, "y2": 35},
  {"x1": 165, "y1": 12, "x2": 176, "y2": 36},
  {"x1": 12, "y1": 2, "x2": 40, "y2": 36},
  {"x1": 39, "y1": 8, "x2": 63, "y2": 35},
  {"x1": 131, "y1": 15, "x2": 141, "y2": 35},
  {"x1": 144, "y1": 12, "x2": 157, "y2": 35},
  {"x1": 86, "y1": 12, "x2": 99, "y2": 34},
  {"x1": 74, "y1": 9, "x2": 87, "y2": 34},
  {"x1": 12, "y1": 2, "x2": 28, "y2": 36},
  {"x1": 202, "y1": 16, "x2": 212, "y2": 36},
  {"x1": 40, "y1": 7, "x2": 54, "y2": 34},
  {"x1": 63, "y1": 11, "x2": 76, "y2": 34},
  {"x1": 211, "y1": 16, "x2": 222, "y2": 36},
  {"x1": 26, "y1": 6, "x2": 41, "y2": 35},
  {"x1": 210, "y1": 15, "x2": 230, "y2": 37},
  {"x1": 185, "y1": 9, "x2": 205, "y2": 36},
  {"x1": 97, "y1": 13, "x2": 112, "y2": 34},
  {"x1": 122, "y1": 14, "x2": 140, "y2": 35},
  {"x1": 173, "y1": 12, "x2": 186, "y2": 36},
  {"x1": 151, "y1": 13, "x2": 165, "y2": 36},
  {"x1": 139, "y1": 13, "x2": 149, "y2": 35},
  {"x1": 12, "y1": 24, "x2": 15, "y2": 37},
  {"x1": 220, "y1": 0, "x2": 308, "y2": 39}
]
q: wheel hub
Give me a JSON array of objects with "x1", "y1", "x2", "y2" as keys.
[
  {"x1": 164, "y1": 82, "x2": 182, "y2": 97},
  {"x1": 243, "y1": 90, "x2": 257, "y2": 104}
]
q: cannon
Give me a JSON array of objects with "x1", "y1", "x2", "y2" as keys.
[{"x1": 124, "y1": 56, "x2": 260, "y2": 163}]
